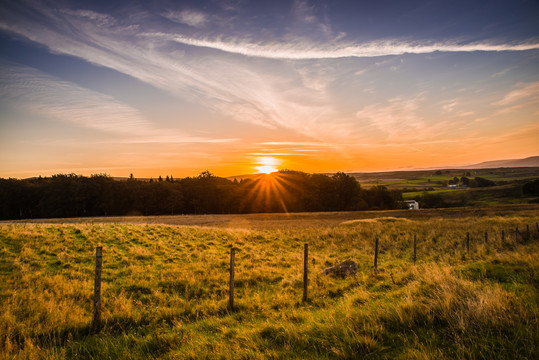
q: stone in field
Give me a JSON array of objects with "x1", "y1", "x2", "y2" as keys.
[{"x1": 322, "y1": 260, "x2": 358, "y2": 277}]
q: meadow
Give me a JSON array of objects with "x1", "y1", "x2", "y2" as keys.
[
  {"x1": 352, "y1": 167, "x2": 539, "y2": 207},
  {"x1": 1, "y1": 206, "x2": 538, "y2": 359},
  {"x1": 349, "y1": 167, "x2": 539, "y2": 190}
]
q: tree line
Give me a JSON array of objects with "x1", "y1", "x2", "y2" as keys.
[{"x1": 0, "y1": 170, "x2": 403, "y2": 220}]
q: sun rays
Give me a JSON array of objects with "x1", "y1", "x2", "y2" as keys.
[{"x1": 239, "y1": 170, "x2": 307, "y2": 214}]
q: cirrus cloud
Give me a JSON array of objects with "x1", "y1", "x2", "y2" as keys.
[{"x1": 161, "y1": 34, "x2": 539, "y2": 60}]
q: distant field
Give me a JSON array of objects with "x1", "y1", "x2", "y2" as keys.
[
  {"x1": 346, "y1": 167, "x2": 539, "y2": 207},
  {"x1": 351, "y1": 166, "x2": 539, "y2": 191},
  {"x1": 4, "y1": 203, "x2": 539, "y2": 229},
  {"x1": 1, "y1": 207, "x2": 538, "y2": 359}
]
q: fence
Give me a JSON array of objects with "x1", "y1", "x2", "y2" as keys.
[{"x1": 1, "y1": 221, "x2": 538, "y2": 329}]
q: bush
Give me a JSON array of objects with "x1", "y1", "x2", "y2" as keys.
[
  {"x1": 523, "y1": 179, "x2": 539, "y2": 195},
  {"x1": 471, "y1": 177, "x2": 496, "y2": 188}
]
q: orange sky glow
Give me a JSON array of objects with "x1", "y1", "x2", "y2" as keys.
[{"x1": 0, "y1": 1, "x2": 538, "y2": 179}]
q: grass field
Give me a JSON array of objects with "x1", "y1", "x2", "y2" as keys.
[
  {"x1": 1, "y1": 206, "x2": 539, "y2": 359},
  {"x1": 347, "y1": 167, "x2": 539, "y2": 208},
  {"x1": 349, "y1": 167, "x2": 539, "y2": 190}
]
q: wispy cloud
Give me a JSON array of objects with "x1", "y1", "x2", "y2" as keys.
[
  {"x1": 491, "y1": 82, "x2": 539, "y2": 117},
  {"x1": 293, "y1": 0, "x2": 317, "y2": 24},
  {"x1": 0, "y1": 62, "x2": 151, "y2": 134},
  {"x1": 355, "y1": 93, "x2": 427, "y2": 139},
  {"x1": 259, "y1": 141, "x2": 332, "y2": 147},
  {"x1": 491, "y1": 67, "x2": 514, "y2": 78},
  {"x1": 440, "y1": 99, "x2": 475, "y2": 117},
  {"x1": 0, "y1": 62, "x2": 235, "y2": 144},
  {"x1": 162, "y1": 9, "x2": 208, "y2": 28},
  {"x1": 493, "y1": 82, "x2": 539, "y2": 106},
  {"x1": 162, "y1": 34, "x2": 539, "y2": 60},
  {"x1": 0, "y1": 2, "x2": 342, "y2": 138},
  {"x1": 441, "y1": 100, "x2": 459, "y2": 113},
  {"x1": 60, "y1": 9, "x2": 117, "y2": 27}
]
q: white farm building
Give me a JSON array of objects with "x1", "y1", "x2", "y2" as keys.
[{"x1": 403, "y1": 200, "x2": 419, "y2": 210}]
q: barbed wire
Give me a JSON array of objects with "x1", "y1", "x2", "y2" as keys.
[{"x1": 0, "y1": 225, "x2": 536, "y2": 269}]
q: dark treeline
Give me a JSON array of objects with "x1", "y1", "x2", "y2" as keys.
[{"x1": 0, "y1": 170, "x2": 402, "y2": 220}]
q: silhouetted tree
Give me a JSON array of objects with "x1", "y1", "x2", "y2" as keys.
[{"x1": 0, "y1": 170, "x2": 403, "y2": 219}]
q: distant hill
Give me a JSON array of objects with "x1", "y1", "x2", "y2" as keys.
[
  {"x1": 465, "y1": 156, "x2": 539, "y2": 169},
  {"x1": 227, "y1": 156, "x2": 539, "y2": 181}
]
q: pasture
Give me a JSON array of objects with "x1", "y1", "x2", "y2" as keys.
[
  {"x1": 350, "y1": 167, "x2": 539, "y2": 208},
  {"x1": 1, "y1": 206, "x2": 538, "y2": 359},
  {"x1": 349, "y1": 167, "x2": 539, "y2": 190}
]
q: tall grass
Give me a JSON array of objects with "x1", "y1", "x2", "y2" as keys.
[{"x1": 1, "y1": 212, "x2": 538, "y2": 359}]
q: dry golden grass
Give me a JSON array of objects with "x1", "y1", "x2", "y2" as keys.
[{"x1": 0, "y1": 208, "x2": 538, "y2": 359}]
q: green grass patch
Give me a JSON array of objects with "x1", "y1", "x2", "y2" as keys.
[{"x1": 1, "y1": 210, "x2": 538, "y2": 359}]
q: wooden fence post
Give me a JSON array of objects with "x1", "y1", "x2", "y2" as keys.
[
  {"x1": 466, "y1": 232, "x2": 470, "y2": 253},
  {"x1": 501, "y1": 229, "x2": 505, "y2": 245},
  {"x1": 413, "y1": 234, "x2": 417, "y2": 265},
  {"x1": 485, "y1": 231, "x2": 489, "y2": 253},
  {"x1": 527, "y1": 224, "x2": 530, "y2": 234},
  {"x1": 93, "y1": 246, "x2": 102, "y2": 329},
  {"x1": 516, "y1": 227, "x2": 519, "y2": 242},
  {"x1": 536, "y1": 222, "x2": 538, "y2": 232},
  {"x1": 229, "y1": 247, "x2": 235, "y2": 310},
  {"x1": 303, "y1": 244, "x2": 308, "y2": 303},
  {"x1": 374, "y1": 237, "x2": 379, "y2": 273}
]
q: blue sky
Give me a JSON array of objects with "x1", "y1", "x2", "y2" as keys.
[{"x1": 0, "y1": 0, "x2": 538, "y2": 177}]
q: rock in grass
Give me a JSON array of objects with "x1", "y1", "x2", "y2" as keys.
[{"x1": 323, "y1": 260, "x2": 358, "y2": 277}]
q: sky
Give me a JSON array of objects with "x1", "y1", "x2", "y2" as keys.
[{"x1": 0, "y1": 0, "x2": 538, "y2": 179}]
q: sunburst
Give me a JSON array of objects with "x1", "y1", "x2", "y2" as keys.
[{"x1": 239, "y1": 171, "x2": 305, "y2": 214}]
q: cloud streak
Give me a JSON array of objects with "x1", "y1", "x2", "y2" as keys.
[
  {"x1": 0, "y1": 62, "x2": 235, "y2": 144},
  {"x1": 162, "y1": 9, "x2": 208, "y2": 28},
  {"x1": 355, "y1": 93, "x2": 427, "y2": 140},
  {"x1": 163, "y1": 34, "x2": 539, "y2": 60},
  {"x1": 0, "y1": 62, "x2": 151, "y2": 134},
  {"x1": 493, "y1": 82, "x2": 539, "y2": 106}
]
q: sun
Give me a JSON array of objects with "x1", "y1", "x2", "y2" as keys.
[
  {"x1": 254, "y1": 156, "x2": 281, "y2": 174},
  {"x1": 256, "y1": 165, "x2": 278, "y2": 174}
]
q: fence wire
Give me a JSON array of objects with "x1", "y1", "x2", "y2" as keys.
[{"x1": 0, "y1": 224, "x2": 537, "y2": 277}]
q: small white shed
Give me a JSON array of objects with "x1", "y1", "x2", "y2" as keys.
[{"x1": 403, "y1": 200, "x2": 419, "y2": 210}]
